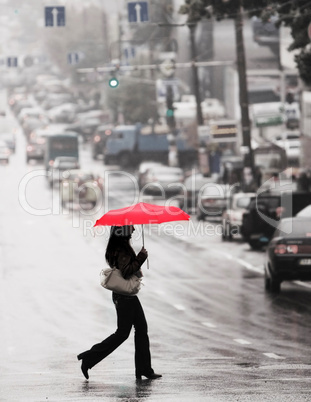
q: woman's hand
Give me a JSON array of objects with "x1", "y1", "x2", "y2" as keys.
[{"x1": 140, "y1": 247, "x2": 148, "y2": 257}]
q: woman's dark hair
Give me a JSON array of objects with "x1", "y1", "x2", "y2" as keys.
[{"x1": 105, "y1": 226, "x2": 134, "y2": 268}]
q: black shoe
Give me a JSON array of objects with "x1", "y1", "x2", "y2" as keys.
[
  {"x1": 80, "y1": 361, "x2": 89, "y2": 380},
  {"x1": 136, "y1": 372, "x2": 162, "y2": 380},
  {"x1": 77, "y1": 353, "x2": 86, "y2": 361}
]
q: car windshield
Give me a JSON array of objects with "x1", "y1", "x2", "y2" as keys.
[
  {"x1": 68, "y1": 173, "x2": 94, "y2": 181},
  {"x1": 254, "y1": 153, "x2": 282, "y2": 169}
]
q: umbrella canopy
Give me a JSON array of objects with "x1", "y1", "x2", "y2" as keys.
[{"x1": 94, "y1": 202, "x2": 190, "y2": 227}]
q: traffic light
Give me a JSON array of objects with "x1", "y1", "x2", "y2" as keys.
[
  {"x1": 109, "y1": 77, "x2": 119, "y2": 88},
  {"x1": 166, "y1": 85, "x2": 175, "y2": 129}
]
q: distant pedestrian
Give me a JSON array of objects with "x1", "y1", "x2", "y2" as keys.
[{"x1": 77, "y1": 225, "x2": 162, "y2": 381}]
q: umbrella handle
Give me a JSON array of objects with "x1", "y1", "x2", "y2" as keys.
[{"x1": 142, "y1": 225, "x2": 149, "y2": 269}]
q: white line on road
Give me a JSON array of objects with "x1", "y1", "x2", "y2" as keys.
[
  {"x1": 173, "y1": 304, "x2": 186, "y2": 311},
  {"x1": 263, "y1": 353, "x2": 284, "y2": 359},
  {"x1": 201, "y1": 322, "x2": 217, "y2": 328},
  {"x1": 293, "y1": 281, "x2": 311, "y2": 289},
  {"x1": 234, "y1": 339, "x2": 252, "y2": 345}
]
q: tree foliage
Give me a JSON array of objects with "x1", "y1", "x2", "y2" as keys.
[
  {"x1": 107, "y1": 79, "x2": 157, "y2": 124},
  {"x1": 179, "y1": 0, "x2": 311, "y2": 85}
]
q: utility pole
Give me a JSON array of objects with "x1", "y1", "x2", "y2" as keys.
[
  {"x1": 234, "y1": 1, "x2": 254, "y2": 172},
  {"x1": 188, "y1": 23, "x2": 204, "y2": 126}
]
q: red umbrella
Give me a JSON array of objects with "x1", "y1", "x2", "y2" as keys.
[
  {"x1": 94, "y1": 202, "x2": 190, "y2": 227},
  {"x1": 93, "y1": 202, "x2": 190, "y2": 268}
]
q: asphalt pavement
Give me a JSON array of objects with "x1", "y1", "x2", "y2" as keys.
[{"x1": 1, "y1": 104, "x2": 311, "y2": 402}]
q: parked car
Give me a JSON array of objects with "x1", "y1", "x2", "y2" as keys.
[
  {"x1": 48, "y1": 103, "x2": 78, "y2": 123},
  {"x1": 273, "y1": 131, "x2": 301, "y2": 167},
  {"x1": 22, "y1": 117, "x2": 47, "y2": 140},
  {"x1": 265, "y1": 217, "x2": 311, "y2": 293},
  {"x1": 48, "y1": 156, "x2": 80, "y2": 187},
  {"x1": 41, "y1": 93, "x2": 75, "y2": 110},
  {"x1": 0, "y1": 140, "x2": 11, "y2": 163},
  {"x1": 91, "y1": 125, "x2": 113, "y2": 160},
  {"x1": 196, "y1": 183, "x2": 229, "y2": 220},
  {"x1": 273, "y1": 131, "x2": 300, "y2": 147},
  {"x1": 12, "y1": 99, "x2": 33, "y2": 116},
  {"x1": 0, "y1": 132, "x2": 16, "y2": 153},
  {"x1": 222, "y1": 192, "x2": 255, "y2": 240},
  {"x1": 60, "y1": 170, "x2": 103, "y2": 207},
  {"x1": 18, "y1": 107, "x2": 46, "y2": 124},
  {"x1": 140, "y1": 165, "x2": 184, "y2": 196}
]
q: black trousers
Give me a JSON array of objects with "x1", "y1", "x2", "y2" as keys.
[{"x1": 79, "y1": 293, "x2": 153, "y2": 376}]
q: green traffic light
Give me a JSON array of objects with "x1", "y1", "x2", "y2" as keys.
[
  {"x1": 166, "y1": 109, "x2": 174, "y2": 117},
  {"x1": 109, "y1": 78, "x2": 119, "y2": 88}
]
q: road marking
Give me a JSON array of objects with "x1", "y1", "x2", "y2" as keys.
[
  {"x1": 263, "y1": 353, "x2": 284, "y2": 359},
  {"x1": 293, "y1": 281, "x2": 311, "y2": 289},
  {"x1": 234, "y1": 339, "x2": 252, "y2": 345},
  {"x1": 220, "y1": 252, "x2": 264, "y2": 273},
  {"x1": 201, "y1": 322, "x2": 217, "y2": 328},
  {"x1": 173, "y1": 304, "x2": 185, "y2": 311}
]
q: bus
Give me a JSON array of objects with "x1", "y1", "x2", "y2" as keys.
[{"x1": 45, "y1": 131, "x2": 79, "y2": 171}]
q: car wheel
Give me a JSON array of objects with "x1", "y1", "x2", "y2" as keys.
[
  {"x1": 222, "y1": 221, "x2": 232, "y2": 241},
  {"x1": 119, "y1": 152, "x2": 131, "y2": 167},
  {"x1": 249, "y1": 240, "x2": 261, "y2": 250},
  {"x1": 196, "y1": 212, "x2": 205, "y2": 221},
  {"x1": 270, "y1": 275, "x2": 281, "y2": 293},
  {"x1": 264, "y1": 269, "x2": 271, "y2": 291}
]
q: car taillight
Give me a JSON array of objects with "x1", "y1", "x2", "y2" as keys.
[
  {"x1": 274, "y1": 244, "x2": 298, "y2": 254},
  {"x1": 274, "y1": 244, "x2": 287, "y2": 254},
  {"x1": 287, "y1": 245, "x2": 298, "y2": 254},
  {"x1": 94, "y1": 135, "x2": 101, "y2": 143}
]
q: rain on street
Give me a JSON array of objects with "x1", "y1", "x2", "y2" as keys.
[
  {"x1": 0, "y1": 103, "x2": 311, "y2": 401},
  {"x1": 1, "y1": 1, "x2": 311, "y2": 401}
]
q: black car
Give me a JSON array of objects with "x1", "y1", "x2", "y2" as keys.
[
  {"x1": 91, "y1": 125, "x2": 113, "y2": 160},
  {"x1": 265, "y1": 217, "x2": 311, "y2": 293},
  {"x1": 242, "y1": 192, "x2": 311, "y2": 250}
]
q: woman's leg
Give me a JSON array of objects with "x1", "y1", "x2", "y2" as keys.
[
  {"x1": 80, "y1": 295, "x2": 136, "y2": 369},
  {"x1": 133, "y1": 298, "x2": 153, "y2": 376}
]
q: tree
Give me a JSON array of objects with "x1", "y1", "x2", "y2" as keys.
[
  {"x1": 107, "y1": 78, "x2": 157, "y2": 125},
  {"x1": 276, "y1": 0, "x2": 311, "y2": 86},
  {"x1": 179, "y1": 0, "x2": 271, "y2": 172}
]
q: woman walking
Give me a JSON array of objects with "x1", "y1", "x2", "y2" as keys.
[{"x1": 77, "y1": 225, "x2": 162, "y2": 381}]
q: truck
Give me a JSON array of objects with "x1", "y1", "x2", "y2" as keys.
[
  {"x1": 45, "y1": 131, "x2": 79, "y2": 171},
  {"x1": 103, "y1": 123, "x2": 197, "y2": 168}
]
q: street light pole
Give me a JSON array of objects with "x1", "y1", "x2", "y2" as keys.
[
  {"x1": 234, "y1": 1, "x2": 254, "y2": 172},
  {"x1": 188, "y1": 23, "x2": 204, "y2": 126}
]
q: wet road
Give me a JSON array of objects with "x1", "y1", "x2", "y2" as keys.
[{"x1": 1, "y1": 111, "x2": 311, "y2": 401}]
